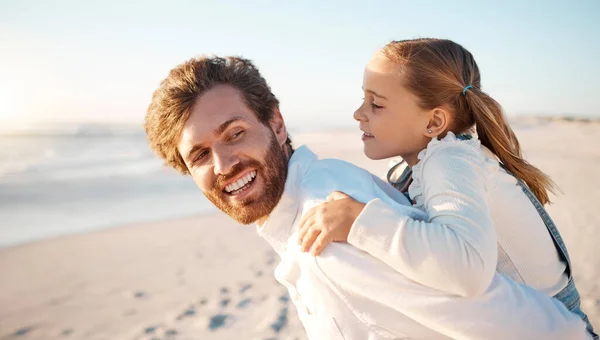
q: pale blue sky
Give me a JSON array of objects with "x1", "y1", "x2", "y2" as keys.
[{"x1": 0, "y1": 0, "x2": 598, "y2": 129}]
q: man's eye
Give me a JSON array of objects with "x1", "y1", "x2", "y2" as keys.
[
  {"x1": 371, "y1": 103, "x2": 383, "y2": 109},
  {"x1": 230, "y1": 130, "x2": 245, "y2": 141},
  {"x1": 195, "y1": 150, "x2": 209, "y2": 162}
]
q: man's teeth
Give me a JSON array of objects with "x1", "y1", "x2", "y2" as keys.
[
  {"x1": 364, "y1": 132, "x2": 374, "y2": 137},
  {"x1": 225, "y1": 170, "x2": 257, "y2": 193}
]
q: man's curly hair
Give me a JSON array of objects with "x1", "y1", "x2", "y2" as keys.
[{"x1": 145, "y1": 56, "x2": 291, "y2": 174}]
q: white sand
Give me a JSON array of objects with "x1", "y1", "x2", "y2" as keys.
[{"x1": 1, "y1": 120, "x2": 598, "y2": 339}]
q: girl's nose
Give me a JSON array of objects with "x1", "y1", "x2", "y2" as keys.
[{"x1": 353, "y1": 106, "x2": 366, "y2": 122}]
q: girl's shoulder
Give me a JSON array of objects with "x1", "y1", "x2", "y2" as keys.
[
  {"x1": 417, "y1": 132, "x2": 483, "y2": 163},
  {"x1": 410, "y1": 132, "x2": 500, "y2": 207},
  {"x1": 414, "y1": 131, "x2": 498, "y2": 169}
]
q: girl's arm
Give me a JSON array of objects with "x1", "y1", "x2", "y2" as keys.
[{"x1": 348, "y1": 142, "x2": 498, "y2": 297}]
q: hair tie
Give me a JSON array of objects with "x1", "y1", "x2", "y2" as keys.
[{"x1": 462, "y1": 85, "x2": 473, "y2": 95}]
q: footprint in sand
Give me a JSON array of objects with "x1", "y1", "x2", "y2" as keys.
[
  {"x1": 208, "y1": 313, "x2": 231, "y2": 331},
  {"x1": 278, "y1": 294, "x2": 290, "y2": 303},
  {"x1": 176, "y1": 305, "x2": 196, "y2": 320},
  {"x1": 264, "y1": 292, "x2": 291, "y2": 334},
  {"x1": 60, "y1": 328, "x2": 73, "y2": 337},
  {"x1": 133, "y1": 290, "x2": 148, "y2": 299},
  {"x1": 143, "y1": 325, "x2": 178, "y2": 338},
  {"x1": 240, "y1": 283, "x2": 252, "y2": 294},
  {"x1": 220, "y1": 298, "x2": 231, "y2": 307},
  {"x1": 205, "y1": 282, "x2": 269, "y2": 332},
  {"x1": 144, "y1": 325, "x2": 160, "y2": 335},
  {"x1": 270, "y1": 307, "x2": 289, "y2": 333},
  {"x1": 218, "y1": 286, "x2": 232, "y2": 308},
  {"x1": 49, "y1": 296, "x2": 69, "y2": 306},
  {"x1": 236, "y1": 298, "x2": 252, "y2": 309},
  {"x1": 164, "y1": 329, "x2": 178, "y2": 337},
  {"x1": 13, "y1": 326, "x2": 35, "y2": 337},
  {"x1": 266, "y1": 250, "x2": 278, "y2": 265}
]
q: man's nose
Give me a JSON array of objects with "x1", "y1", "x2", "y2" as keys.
[{"x1": 213, "y1": 149, "x2": 239, "y2": 176}]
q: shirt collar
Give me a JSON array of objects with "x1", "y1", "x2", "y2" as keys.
[{"x1": 256, "y1": 145, "x2": 317, "y2": 254}]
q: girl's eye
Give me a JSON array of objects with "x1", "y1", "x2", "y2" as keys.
[{"x1": 371, "y1": 103, "x2": 383, "y2": 109}]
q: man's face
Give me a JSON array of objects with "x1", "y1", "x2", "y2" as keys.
[{"x1": 177, "y1": 85, "x2": 289, "y2": 224}]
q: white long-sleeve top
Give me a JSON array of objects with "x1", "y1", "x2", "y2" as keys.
[
  {"x1": 348, "y1": 132, "x2": 569, "y2": 298},
  {"x1": 257, "y1": 145, "x2": 587, "y2": 340}
]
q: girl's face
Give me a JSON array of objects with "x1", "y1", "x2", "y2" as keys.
[{"x1": 354, "y1": 54, "x2": 432, "y2": 166}]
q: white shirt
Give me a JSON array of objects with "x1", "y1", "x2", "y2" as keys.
[
  {"x1": 257, "y1": 145, "x2": 587, "y2": 340},
  {"x1": 349, "y1": 132, "x2": 568, "y2": 297}
]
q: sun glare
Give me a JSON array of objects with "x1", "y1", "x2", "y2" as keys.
[{"x1": 0, "y1": 83, "x2": 25, "y2": 125}]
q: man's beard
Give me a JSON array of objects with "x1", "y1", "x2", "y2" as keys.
[{"x1": 204, "y1": 135, "x2": 288, "y2": 224}]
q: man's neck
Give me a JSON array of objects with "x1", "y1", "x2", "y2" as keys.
[
  {"x1": 284, "y1": 143, "x2": 294, "y2": 161},
  {"x1": 256, "y1": 215, "x2": 268, "y2": 228}
]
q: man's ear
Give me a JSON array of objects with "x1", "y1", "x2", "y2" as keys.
[{"x1": 269, "y1": 108, "x2": 288, "y2": 147}]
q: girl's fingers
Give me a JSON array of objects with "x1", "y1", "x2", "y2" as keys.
[
  {"x1": 301, "y1": 227, "x2": 321, "y2": 253},
  {"x1": 311, "y1": 232, "x2": 331, "y2": 256},
  {"x1": 297, "y1": 208, "x2": 317, "y2": 244}
]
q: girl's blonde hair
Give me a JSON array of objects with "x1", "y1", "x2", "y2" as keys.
[{"x1": 381, "y1": 38, "x2": 557, "y2": 204}]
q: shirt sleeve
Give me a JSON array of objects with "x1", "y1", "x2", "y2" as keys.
[
  {"x1": 311, "y1": 243, "x2": 589, "y2": 340},
  {"x1": 347, "y1": 142, "x2": 498, "y2": 297}
]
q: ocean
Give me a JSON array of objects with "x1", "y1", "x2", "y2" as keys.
[{"x1": 0, "y1": 124, "x2": 215, "y2": 248}]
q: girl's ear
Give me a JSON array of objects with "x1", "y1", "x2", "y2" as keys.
[
  {"x1": 424, "y1": 107, "x2": 452, "y2": 138},
  {"x1": 269, "y1": 108, "x2": 288, "y2": 146}
]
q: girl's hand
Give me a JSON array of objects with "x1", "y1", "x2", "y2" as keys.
[{"x1": 297, "y1": 191, "x2": 366, "y2": 256}]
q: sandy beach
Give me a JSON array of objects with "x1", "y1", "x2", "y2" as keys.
[{"x1": 1, "y1": 119, "x2": 599, "y2": 340}]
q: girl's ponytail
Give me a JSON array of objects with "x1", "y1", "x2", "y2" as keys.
[{"x1": 465, "y1": 88, "x2": 557, "y2": 204}]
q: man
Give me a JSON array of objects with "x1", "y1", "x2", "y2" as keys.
[{"x1": 145, "y1": 56, "x2": 588, "y2": 339}]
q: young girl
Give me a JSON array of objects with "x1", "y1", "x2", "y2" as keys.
[{"x1": 297, "y1": 38, "x2": 596, "y2": 337}]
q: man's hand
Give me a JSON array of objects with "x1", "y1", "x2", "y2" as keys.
[{"x1": 297, "y1": 191, "x2": 366, "y2": 256}]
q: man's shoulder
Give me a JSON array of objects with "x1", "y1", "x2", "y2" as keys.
[
  {"x1": 292, "y1": 145, "x2": 370, "y2": 176},
  {"x1": 311, "y1": 157, "x2": 370, "y2": 175},
  {"x1": 303, "y1": 157, "x2": 414, "y2": 209},
  {"x1": 291, "y1": 146, "x2": 407, "y2": 206},
  {"x1": 298, "y1": 156, "x2": 383, "y2": 203},
  {"x1": 303, "y1": 157, "x2": 374, "y2": 185}
]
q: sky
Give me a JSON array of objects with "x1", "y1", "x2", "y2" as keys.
[{"x1": 0, "y1": 0, "x2": 599, "y2": 130}]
